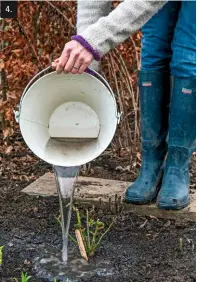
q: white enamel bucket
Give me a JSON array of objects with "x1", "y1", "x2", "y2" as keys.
[{"x1": 16, "y1": 66, "x2": 120, "y2": 166}]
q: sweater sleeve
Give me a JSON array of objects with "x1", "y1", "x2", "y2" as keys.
[
  {"x1": 77, "y1": 1, "x2": 112, "y2": 34},
  {"x1": 77, "y1": 0, "x2": 167, "y2": 57},
  {"x1": 77, "y1": 1, "x2": 112, "y2": 70}
]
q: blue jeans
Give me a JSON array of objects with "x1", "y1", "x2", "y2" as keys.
[{"x1": 141, "y1": 1, "x2": 196, "y2": 77}]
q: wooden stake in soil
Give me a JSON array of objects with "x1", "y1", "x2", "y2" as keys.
[{"x1": 75, "y1": 229, "x2": 88, "y2": 261}]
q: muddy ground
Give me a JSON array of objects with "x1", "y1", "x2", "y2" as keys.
[{"x1": 0, "y1": 132, "x2": 196, "y2": 282}]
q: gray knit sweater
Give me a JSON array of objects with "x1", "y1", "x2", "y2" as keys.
[{"x1": 76, "y1": 0, "x2": 167, "y2": 65}]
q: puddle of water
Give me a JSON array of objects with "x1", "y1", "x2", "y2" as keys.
[
  {"x1": 33, "y1": 247, "x2": 114, "y2": 281},
  {"x1": 54, "y1": 166, "x2": 80, "y2": 263}
]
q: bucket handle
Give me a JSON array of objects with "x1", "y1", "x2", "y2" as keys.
[
  {"x1": 15, "y1": 65, "x2": 122, "y2": 123},
  {"x1": 23, "y1": 66, "x2": 111, "y2": 98}
]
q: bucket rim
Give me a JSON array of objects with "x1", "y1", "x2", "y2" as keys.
[{"x1": 19, "y1": 68, "x2": 118, "y2": 121}]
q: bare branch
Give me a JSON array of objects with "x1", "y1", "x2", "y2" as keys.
[{"x1": 44, "y1": 0, "x2": 75, "y2": 30}]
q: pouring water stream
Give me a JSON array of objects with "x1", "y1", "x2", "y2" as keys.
[{"x1": 53, "y1": 165, "x2": 80, "y2": 263}]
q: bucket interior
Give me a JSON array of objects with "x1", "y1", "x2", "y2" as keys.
[{"x1": 19, "y1": 72, "x2": 117, "y2": 166}]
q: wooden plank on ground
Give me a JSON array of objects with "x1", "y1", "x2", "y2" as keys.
[{"x1": 22, "y1": 172, "x2": 196, "y2": 222}]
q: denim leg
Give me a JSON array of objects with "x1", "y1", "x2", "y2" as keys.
[
  {"x1": 141, "y1": 1, "x2": 181, "y2": 71},
  {"x1": 170, "y1": 1, "x2": 196, "y2": 77}
]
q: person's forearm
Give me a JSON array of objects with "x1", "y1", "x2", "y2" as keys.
[
  {"x1": 77, "y1": 0, "x2": 112, "y2": 70},
  {"x1": 75, "y1": 0, "x2": 167, "y2": 57}
]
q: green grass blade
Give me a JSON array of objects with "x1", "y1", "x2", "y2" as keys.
[
  {"x1": 0, "y1": 246, "x2": 4, "y2": 265},
  {"x1": 68, "y1": 234, "x2": 77, "y2": 244}
]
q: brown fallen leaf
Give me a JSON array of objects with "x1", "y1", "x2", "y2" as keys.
[
  {"x1": 3, "y1": 128, "x2": 14, "y2": 139},
  {"x1": 5, "y1": 145, "x2": 13, "y2": 155},
  {"x1": 0, "y1": 60, "x2": 5, "y2": 71}
]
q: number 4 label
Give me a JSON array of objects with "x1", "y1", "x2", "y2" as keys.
[
  {"x1": 1, "y1": 1, "x2": 18, "y2": 18},
  {"x1": 6, "y1": 6, "x2": 11, "y2": 13}
]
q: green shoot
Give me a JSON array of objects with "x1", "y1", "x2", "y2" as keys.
[
  {"x1": 56, "y1": 208, "x2": 115, "y2": 259},
  {"x1": 0, "y1": 246, "x2": 4, "y2": 265},
  {"x1": 56, "y1": 214, "x2": 62, "y2": 227},
  {"x1": 73, "y1": 207, "x2": 115, "y2": 258},
  {"x1": 13, "y1": 272, "x2": 31, "y2": 282}
]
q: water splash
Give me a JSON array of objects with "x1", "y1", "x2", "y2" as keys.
[
  {"x1": 54, "y1": 166, "x2": 80, "y2": 263},
  {"x1": 33, "y1": 247, "x2": 114, "y2": 281}
]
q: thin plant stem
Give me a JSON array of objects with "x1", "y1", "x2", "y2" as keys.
[
  {"x1": 90, "y1": 221, "x2": 99, "y2": 252},
  {"x1": 86, "y1": 209, "x2": 91, "y2": 250},
  {"x1": 93, "y1": 220, "x2": 115, "y2": 252}
]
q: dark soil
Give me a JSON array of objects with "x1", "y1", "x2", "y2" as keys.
[{"x1": 0, "y1": 132, "x2": 196, "y2": 282}]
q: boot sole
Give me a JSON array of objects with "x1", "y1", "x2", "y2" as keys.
[
  {"x1": 156, "y1": 197, "x2": 190, "y2": 210},
  {"x1": 125, "y1": 197, "x2": 155, "y2": 205}
]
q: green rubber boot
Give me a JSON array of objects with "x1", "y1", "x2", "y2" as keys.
[
  {"x1": 157, "y1": 76, "x2": 196, "y2": 210},
  {"x1": 125, "y1": 71, "x2": 170, "y2": 204}
]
